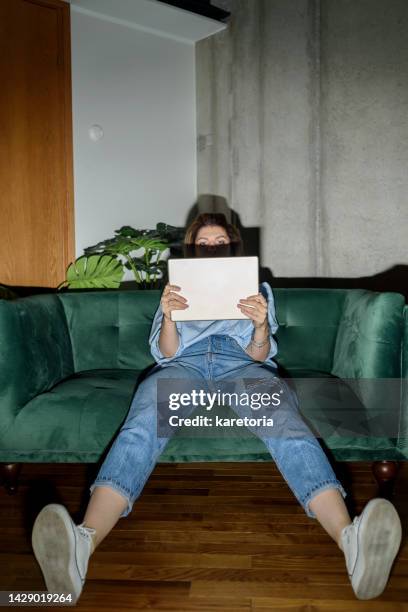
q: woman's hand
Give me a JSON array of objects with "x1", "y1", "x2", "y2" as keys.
[
  {"x1": 161, "y1": 283, "x2": 189, "y2": 321},
  {"x1": 238, "y1": 292, "x2": 271, "y2": 362},
  {"x1": 237, "y1": 292, "x2": 268, "y2": 329}
]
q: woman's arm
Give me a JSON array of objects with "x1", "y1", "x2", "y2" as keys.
[
  {"x1": 244, "y1": 321, "x2": 271, "y2": 362},
  {"x1": 158, "y1": 316, "x2": 181, "y2": 358},
  {"x1": 158, "y1": 283, "x2": 188, "y2": 358},
  {"x1": 237, "y1": 292, "x2": 271, "y2": 362}
]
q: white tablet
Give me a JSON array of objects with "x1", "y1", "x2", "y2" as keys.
[{"x1": 167, "y1": 256, "x2": 259, "y2": 321}]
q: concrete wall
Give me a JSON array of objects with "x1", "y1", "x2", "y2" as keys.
[
  {"x1": 196, "y1": 0, "x2": 408, "y2": 279},
  {"x1": 70, "y1": 8, "x2": 196, "y2": 259}
]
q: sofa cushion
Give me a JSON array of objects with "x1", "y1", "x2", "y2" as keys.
[
  {"x1": 159, "y1": 369, "x2": 402, "y2": 462},
  {"x1": 273, "y1": 289, "x2": 346, "y2": 373},
  {"x1": 58, "y1": 291, "x2": 160, "y2": 372},
  {"x1": 0, "y1": 369, "x2": 141, "y2": 462},
  {"x1": 1, "y1": 364, "x2": 403, "y2": 463}
]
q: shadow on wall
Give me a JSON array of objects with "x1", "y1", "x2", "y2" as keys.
[
  {"x1": 185, "y1": 193, "x2": 261, "y2": 257},
  {"x1": 185, "y1": 194, "x2": 408, "y2": 300}
]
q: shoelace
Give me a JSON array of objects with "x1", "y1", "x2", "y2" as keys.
[
  {"x1": 345, "y1": 515, "x2": 360, "y2": 536},
  {"x1": 77, "y1": 523, "x2": 96, "y2": 553}
]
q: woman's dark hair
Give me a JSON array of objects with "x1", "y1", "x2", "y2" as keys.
[{"x1": 182, "y1": 212, "x2": 244, "y2": 258}]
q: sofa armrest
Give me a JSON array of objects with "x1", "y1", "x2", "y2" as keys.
[
  {"x1": 0, "y1": 295, "x2": 74, "y2": 436},
  {"x1": 330, "y1": 290, "x2": 404, "y2": 445},
  {"x1": 331, "y1": 290, "x2": 404, "y2": 379}
]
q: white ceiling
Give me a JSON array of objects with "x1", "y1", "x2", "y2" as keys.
[{"x1": 67, "y1": 0, "x2": 228, "y2": 43}]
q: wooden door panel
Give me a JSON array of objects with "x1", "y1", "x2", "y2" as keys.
[{"x1": 0, "y1": 0, "x2": 74, "y2": 288}]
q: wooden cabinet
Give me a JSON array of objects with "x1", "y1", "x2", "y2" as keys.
[{"x1": 0, "y1": 0, "x2": 74, "y2": 288}]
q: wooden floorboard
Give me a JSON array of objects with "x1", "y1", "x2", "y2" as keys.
[{"x1": 0, "y1": 461, "x2": 407, "y2": 610}]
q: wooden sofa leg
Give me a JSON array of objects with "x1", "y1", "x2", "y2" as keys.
[
  {"x1": 372, "y1": 461, "x2": 400, "y2": 500},
  {"x1": 0, "y1": 463, "x2": 22, "y2": 495}
]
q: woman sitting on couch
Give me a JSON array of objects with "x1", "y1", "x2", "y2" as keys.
[{"x1": 31, "y1": 213, "x2": 402, "y2": 604}]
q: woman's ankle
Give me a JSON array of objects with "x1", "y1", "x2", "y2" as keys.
[{"x1": 90, "y1": 531, "x2": 97, "y2": 554}]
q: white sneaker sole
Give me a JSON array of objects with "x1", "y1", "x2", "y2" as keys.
[
  {"x1": 351, "y1": 498, "x2": 402, "y2": 600},
  {"x1": 31, "y1": 504, "x2": 83, "y2": 602}
]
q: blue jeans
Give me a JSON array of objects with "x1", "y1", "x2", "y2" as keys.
[{"x1": 89, "y1": 334, "x2": 347, "y2": 519}]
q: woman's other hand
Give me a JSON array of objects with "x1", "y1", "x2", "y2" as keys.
[
  {"x1": 238, "y1": 292, "x2": 271, "y2": 362},
  {"x1": 161, "y1": 283, "x2": 189, "y2": 322},
  {"x1": 237, "y1": 292, "x2": 268, "y2": 329},
  {"x1": 157, "y1": 283, "x2": 187, "y2": 358}
]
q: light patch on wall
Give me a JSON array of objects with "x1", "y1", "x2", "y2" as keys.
[{"x1": 88, "y1": 125, "x2": 104, "y2": 141}]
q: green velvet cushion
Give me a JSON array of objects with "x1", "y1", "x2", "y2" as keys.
[
  {"x1": 59, "y1": 291, "x2": 160, "y2": 372},
  {"x1": 0, "y1": 369, "x2": 140, "y2": 462},
  {"x1": 273, "y1": 289, "x2": 346, "y2": 373},
  {"x1": 1, "y1": 364, "x2": 400, "y2": 463},
  {"x1": 160, "y1": 368, "x2": 402, "y2": 463}
]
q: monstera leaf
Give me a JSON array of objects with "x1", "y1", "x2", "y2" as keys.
[
  {"x1": 84, "y1": 233, "x2": 168, "y2": 257},
  {"x1": 84, "y1": 236, "x2": 136, "y2": 257},
  {"x1": 59, "y1": 255, "x2": 124, "y2": 289}
]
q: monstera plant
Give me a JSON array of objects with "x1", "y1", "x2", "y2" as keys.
[{"x1": 58, "y1": 223, "x2": 184, "y2": 290}]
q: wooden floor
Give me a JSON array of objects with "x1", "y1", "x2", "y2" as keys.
[{"x1": 1, "y1": 461, "x2": 407, "y2": 611}]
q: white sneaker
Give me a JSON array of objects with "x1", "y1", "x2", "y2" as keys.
[
  {"x1": 340, "y1": 497, "x2": 402, "y2": 600},
  {"x1": 31, "y1": 503, "x2": 96, "y2": 604}
]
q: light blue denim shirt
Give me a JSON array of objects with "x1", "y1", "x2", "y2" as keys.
[{"x1": 148, "y1": 281, "x2": 279, "y2": 367}]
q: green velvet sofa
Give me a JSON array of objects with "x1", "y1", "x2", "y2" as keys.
[{"x1": 0, "y1": 288, "x2": 406, "y2": 494}]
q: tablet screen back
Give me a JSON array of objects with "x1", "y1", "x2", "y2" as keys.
[{"x1": 168, "y1": 256, "x2": 259, "y2": 321}]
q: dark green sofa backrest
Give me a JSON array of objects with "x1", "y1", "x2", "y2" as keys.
[
  {"x1": 274, "y1": 288, "x2": 404, "y2": 378},
  {"x1": 58, "y1": 287, "x2": 404, "y2": 376},
  {"x1": 57, "y1": 288, "x2": 348, "y2": 375}
]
